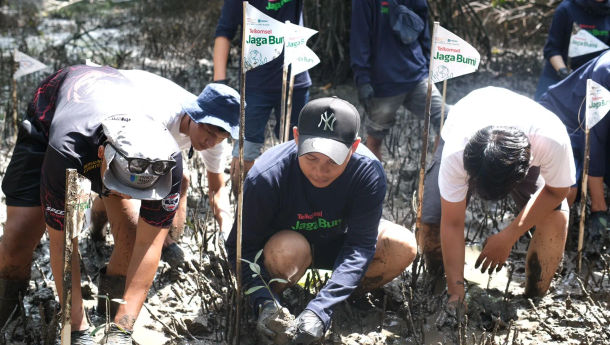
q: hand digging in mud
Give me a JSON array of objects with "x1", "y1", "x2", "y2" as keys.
[{"x1": 475, "y1": 231, "x2": 516, "y2": 274}]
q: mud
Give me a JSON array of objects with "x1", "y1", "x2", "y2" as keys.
[{"x1": 0, "y1": 1, "x2": 609, "y2": 345}]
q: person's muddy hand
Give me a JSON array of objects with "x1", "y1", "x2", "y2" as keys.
[
  {"x1": 475, "y1": 231, "x2": 513, "y2": 274},
  {"x1": 257, "y1": 300, "x2": 280, "y2": 343},
  {"x1": 292, "y1": 309, "x2": 324, "y2": 344},
  {"x1": 435, "y1": 295, "x2": 467, "y2": 329}
]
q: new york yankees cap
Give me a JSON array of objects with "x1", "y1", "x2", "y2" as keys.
[{"x1": 297, "y1": 97, "x2": 360, "y2": 165}]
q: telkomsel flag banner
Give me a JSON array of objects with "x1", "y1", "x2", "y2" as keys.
[
  {"x1": 243, "y1": 3, "x2": 285, "y2": 71},
  {"x1": 569, "y1": 23, "x2": 609, "y2": 58},
  {"x1": 14, "y1": 50, "x2": 48, "y2": 79},
  {"x1": 430, "y1": 25, "x2": 480, "y2": 83},
  {"x1": 585, "y1": 79, "x2": 610, "y2": 129},
  {"x1": 284, "y1": 21, "x2": 319, "y2": 77}
]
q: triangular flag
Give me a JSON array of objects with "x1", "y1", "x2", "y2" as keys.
[
  {"x1": 243, "y1": 3, "x2": 285, "y2": 72},
  {"x1": 569, "y1": 23, "x2": 609, "y2": 58},
  {"x1": 283, "y1": 21, "x2": 319, "y2": 77},
  {"x1": 430, "y1": 25, "x2": 480, "y2": 83},
  {"x1": 13, "y1": 50, "x2": 48, "y2": 79},
  {"x1": 585, "y1": 79, "x2": 610, "y2": 129}
]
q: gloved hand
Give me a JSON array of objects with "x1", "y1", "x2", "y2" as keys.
[
  {"x1": 292, "y1": 309, "x2": 324, "y2": 344},
  {"x1": 257, "y1": 300, "x2": 280, "y2": 343},
  {"x1": 557, "y1": 67, "x2": 570, "y2": 79},
  {"x1": 357, "y1": 83, "x2": 374, "y2": 108}
]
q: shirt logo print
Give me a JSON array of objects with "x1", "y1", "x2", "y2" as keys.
[{"x1": 318, "y1": 111, "x2": 336, "y2": 131}]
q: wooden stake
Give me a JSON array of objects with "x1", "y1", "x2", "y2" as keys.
[
  {"x1": 577, "y1": 125, "x2": 591, "y2": 273},
  {"x1": 279, "y1": 63, "x2": 289, "y2": 142},
  {"x1": 440, "y1": 79, "x2": 447, "y2": 131},
  {"x1": 283, "y1": 73, "x2": 295, "y2": 141},
  {"x1": 61, "y1": 169, "x2": 90, "y2": 345},
  {"x1": 233, "y1": 2, "x2": 248, "y2": 343},
  {"x1": 415, "y1": 22, "x2": 439, "y2": 235}
]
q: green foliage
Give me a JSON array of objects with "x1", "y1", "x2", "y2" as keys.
[{"x1": 241, "y1": 249, "x2": 289, "y2": 307}]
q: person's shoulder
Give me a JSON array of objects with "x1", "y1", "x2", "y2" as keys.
[
  {"x1": 350, "y1": 145, "x2": 385, "y2": 176},
  {"x1": 247, "y1": 141, "x2": 297, "y2": 182}
]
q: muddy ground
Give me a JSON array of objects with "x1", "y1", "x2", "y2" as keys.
[{"x1": 0, "y1": 1, "x2": 609, "y2": 345}]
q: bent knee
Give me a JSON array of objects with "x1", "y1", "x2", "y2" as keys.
[
  {"x1": 263, "y1": 230, "x2": 311, "y2": 276},
  {"x1": 377, "y1": 222, "x2": 417, "y2": 267}
]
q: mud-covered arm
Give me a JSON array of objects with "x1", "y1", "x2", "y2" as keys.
[
  {"x1": 305, "y1": 163, "x2": 386, "y2": 329},
  {"x1": 543, "y1": 6, "x2": 571, "y2": 62}
]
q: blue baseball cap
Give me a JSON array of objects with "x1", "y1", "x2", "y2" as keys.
[{"x1": 182, "y1": 83, "x2": 240, "y2": 139}]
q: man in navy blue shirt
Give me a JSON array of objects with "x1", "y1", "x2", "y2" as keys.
[
  {"x1": 350, "y1": 0, "x2": 448, "y2": 160},
  {"x1": 534, "y1": 0, "x2": 610, "y2": 100},
  {"x1": 213, "y1": 0, "x2": 311, "y2": 194},
  {"x1": 539, "y1": 50, "x2": 610, "y2": 250},
  {"x1": 226, "y1": 97, "x2": 417, "y2": 344}
]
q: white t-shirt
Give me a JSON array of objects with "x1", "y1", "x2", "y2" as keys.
[
  {"x1": 118, "y1": 69, "x2": 228, "y2": 174},
  {"x1": 439, "y1": 87, "x2": 576, "y2": 202}
]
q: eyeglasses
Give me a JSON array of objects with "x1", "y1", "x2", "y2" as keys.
[{"x1": 107, "y1": 143, "x2": 176, "y2": 176}]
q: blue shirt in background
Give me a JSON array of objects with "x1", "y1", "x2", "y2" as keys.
[
  {"x1": 215, "y1": 0, "x2": 311, "y2": 92},
  {"x1": 350, "y1": 0, "x2": 430, "y2": 97}
]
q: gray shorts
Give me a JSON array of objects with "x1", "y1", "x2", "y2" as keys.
[
  {"x1": 421, "y1": 139, "x2": 568, "y2": 225},
  {"x1": 366, "y1": 78, "x2": 448, "y2": 139}
]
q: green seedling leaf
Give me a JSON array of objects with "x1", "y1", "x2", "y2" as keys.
[
  {"x1": 269, "y1": 278, "x2": 289, "y2": 284},
  {"x1": 241, "y1": 258, "x2": 254, "y2": 265},
  {"x1": 599, "y1": 217, "x2": 608, "y2": 227},
  {"x1": 91, "y1": 324, "x2": 106, "y2": 336},
  {"x1": 245, "y1": 286, "x2": 265, "y2": 295},
  {"x1": 254, "y1": 249, "x2": 263, "y2": 264},
  {"x1": 252, "y1": 273, "x2": 258, "y2": 278},
  {"x1": 111, "y1": 298, "x2": 127, "y2": 304},
  {"x1": 249, "y1": 262, "x2": 261, "y2": 275}
]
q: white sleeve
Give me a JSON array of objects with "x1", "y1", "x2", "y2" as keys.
[
  {"x1": 438, "y1": 150, "x2": 469, "y2": 202},
  {"x1": 531, "y1": 134, "x2": 576, "y2": 188},
  {"x1": 198, "y1": 140, "x2": 230, "y2": 174}
]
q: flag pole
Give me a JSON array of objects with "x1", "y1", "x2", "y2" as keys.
[
  {"x1": 415, "y1": 21, "x2": 439, "y2": 235},
  {"x1": 234, "y1": 2, "x2": 248, "y2": 343},
  {"x1": 7, "y1": 49, "x2": 18, "y2": 143},
  {"x1": 577, "y1": 115, "x2": 591, "y2": 273},
  {"x1": 283, "y1": 73, "x2": 295, "y2": 141},
  {"x1": 440, "y1": 79, "x2": 447, "y2": 131},
  {"x1": 279, "y1": 63, "x2": 289, "y2": 142}
]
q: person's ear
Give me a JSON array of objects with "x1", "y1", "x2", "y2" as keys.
[
  {"x1": 352, "y1": 137, "x2": 361, "y2": 152},
  {"x1": 293, "y1": 127, "x2": 299, "y2": 143},
  {"x1": 98, "y1": 145, "x2": 104, "y2": 159}
]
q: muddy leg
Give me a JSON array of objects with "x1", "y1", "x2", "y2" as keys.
[
  {"x1": 263, "y1": 230, "x2": 312, "y2": 293},
  {"x1": 416, "y1": 222, "x2": 444, "y2": 275},
  {"x1": 525, "y1": 208, "x2": 568, "y2": 297},
  {"x1": 358, "y1": 220, "x2": 417, "y2": 292}
]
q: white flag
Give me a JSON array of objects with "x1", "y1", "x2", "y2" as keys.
[
  {"x1": 430, "y1": 25, "x2": 480, "y2": 83},
  {"x1": 14, "y1": 50, "x2": 48, "y2": 79},
  {"x1": 284, "y1": 21, "x2": 319, "y2": 77},
  {"x1": 585, "y1": 79, "x2": 610, "y2": 129},
  {"x1": 569, "y1": 24, "x2": 609, "y2": 58},
  {"x1": 243, "y1": 3, "x2": 285, "y2": 72}
]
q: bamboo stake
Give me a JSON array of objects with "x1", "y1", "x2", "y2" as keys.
[
  {"x1": 440, "y1": 79, "x2": 447, "y2": 131},
  {"x1": 233, "y1": 2, "x2": 248, "y2": 343},
  {"x1": 577, "y1": 113, "x2": 591, "y2": 273},
  {"x1": 279, "y1": 63, "x2": 289, "y2": 142},
  {"x1": 415, "y1": 21, "x2": 439, "y2": 235},
  {"x1": 283, "y1": 73, "x2": 296, "y2": 141},
  {"x1": 60, "y1": 169, "x2": 90, "y2": 345}
]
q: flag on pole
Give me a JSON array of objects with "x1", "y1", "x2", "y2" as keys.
[
  {"x1": 14, "y1": 50, "x2": 48, "y2": 79},
  {"x1": 585, "y1": 79, "x2": 610, "y2": 129},
  {"x1": 243, "y1": 3, "x2": 286, "y2": 71},
  {"x1": 569, "y1": 23, "x2": 609, "y2": 58},
  {"x1": 283, "y1": 21, "x2": 319, "y2": 77},
  {"x1": 430, "y1": 25, "x2": 480, "y2": 83}
]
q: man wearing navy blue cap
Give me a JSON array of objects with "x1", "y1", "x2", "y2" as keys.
[
  {"x1": 0, "y1": 66, "x2": 240, "y2": 340},
  {"x1": 226, "y1": 97, "x2": 417, "y2": 344}
]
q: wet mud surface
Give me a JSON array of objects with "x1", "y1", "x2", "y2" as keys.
[{"x1": 0, "y1": 1, "x2": 609, "y2": 344}]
